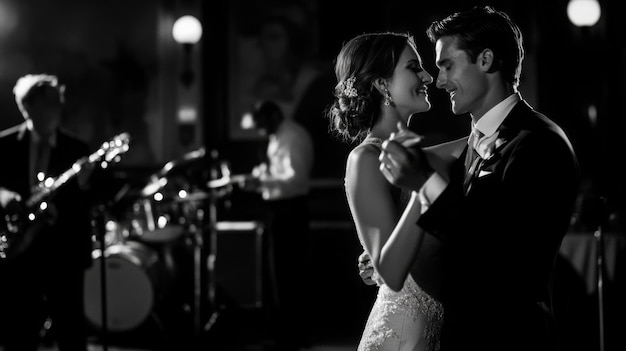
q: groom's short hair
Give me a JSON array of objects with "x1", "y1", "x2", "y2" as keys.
[{"x1": 426, "y1": 5, "x2": 524, "y2": 89}]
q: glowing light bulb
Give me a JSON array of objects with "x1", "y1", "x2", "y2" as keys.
[{"x1": 567, "y1": 0, "x2": 601, "y2": 27}]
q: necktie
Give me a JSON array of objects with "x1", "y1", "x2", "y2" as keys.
[{"x1": 463, "y1": 129, "x2": 483, "y2": 194}]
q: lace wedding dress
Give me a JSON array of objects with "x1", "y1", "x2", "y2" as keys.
[
  {"x1": 353, "y1": 137, "x2": 444, "y2": 351},
  {"x1": 357, "y1": 272, "x2": 443, "y2": 351}
]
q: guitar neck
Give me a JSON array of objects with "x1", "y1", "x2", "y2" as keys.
[
  {"x1": 25, "y1": 133, "x2": 129, "y2": 208},
  {"x1": 25, "y1": 157, "x2": 89, "y2": 208}
]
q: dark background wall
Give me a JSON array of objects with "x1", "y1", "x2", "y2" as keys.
[
  {"x1": 0, "y1": 0, "x2": 623, "y2": 348},
  {"x1": 209, "y1": 0, "x2": 625, "y2": 228},
  {"x1": 0, "y1": 0, "x2": 620, "y2": 221}
]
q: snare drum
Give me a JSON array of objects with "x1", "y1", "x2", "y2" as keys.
[
  {"x1": 128, "y1": 198, "x2": 185, "y2": 243},
  {"x1": 83, "y1": 241, "x2": 170, "y2": 332}
]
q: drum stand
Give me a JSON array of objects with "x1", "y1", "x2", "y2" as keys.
[
  {"x1": 200, "y1": 151, "x2": 223, "y2": 337},
  {"x1": 188, "y1": 199, "x2": 208, "y2": 338},
  {"x1": 202, "y1": 180, "x2": 220, "y2": 333},
  {"x1": 181, "y1": 154, "x2": 220, "y2": 339}
]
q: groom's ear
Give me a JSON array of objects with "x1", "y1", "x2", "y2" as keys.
[{"x1": 479, "y1": 48, "x2": 499, "y2": 73}]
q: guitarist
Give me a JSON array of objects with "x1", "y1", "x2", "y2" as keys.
[{"x1": 0, "y1": 74, "x2": 93, "y2": 351}]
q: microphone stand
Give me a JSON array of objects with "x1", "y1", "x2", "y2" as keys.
[
  {"x1": 92, "y1": 205, "x2": 108, "y2": 351},
  {"x1": 91, "y1": 179, "x2": 130, "y2": 350}
]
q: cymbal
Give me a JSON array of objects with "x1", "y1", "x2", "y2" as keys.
[
  {"x1": 139, "y1": 147, "x2": 206, "y2": 198},
  {"x1": 157, "y1": 147, "x2": 206, "y2": 177},
  {"x1": 140, "y1": 176, "x2": 168, "y2": 198}
]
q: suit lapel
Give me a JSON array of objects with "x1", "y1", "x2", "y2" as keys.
[
  {"x1": 462, "y1": 100, "x2": 531, "y2": 195},
  {"x1": 495, "y1": 100, "x2": 532, "y2": 140}
]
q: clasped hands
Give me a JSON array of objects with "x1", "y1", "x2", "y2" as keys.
[{"x1": 378, "y1": 122, "x2": 434, "y2": 192}]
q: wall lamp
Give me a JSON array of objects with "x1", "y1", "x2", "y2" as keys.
[
  {"x1": 172, "y1": 15, "x2": 203, "y2": 87},
  {"x1": 567, "y1": 0, "x2": 601, "y2": 27}
]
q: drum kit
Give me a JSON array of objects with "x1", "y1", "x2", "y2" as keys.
[{"x1": 83, "y1": 146, "x2": 249, "y2": 340}]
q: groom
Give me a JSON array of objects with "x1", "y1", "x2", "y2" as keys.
[{"x1": 375, "y1": 6, "x2": 580, "y2": 351}]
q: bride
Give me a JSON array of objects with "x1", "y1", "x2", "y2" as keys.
[{"x1": 326, "y1": 32, "x2": 463, "y2": 351}]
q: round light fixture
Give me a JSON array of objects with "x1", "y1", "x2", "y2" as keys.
[
  {"x1": 172, "y1": 15, "x2": 203, "y2": 44},
  {"x1": 567, "y1": 0, "x2": 601, "y2": 27}
]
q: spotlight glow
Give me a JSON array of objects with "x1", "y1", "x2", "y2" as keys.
[
  {"x1": 567, "y1": 0, "x2": 601, "y2": 27},
  {"x1": 172, "y1": 15, "x2": 203, "y2": 44}
]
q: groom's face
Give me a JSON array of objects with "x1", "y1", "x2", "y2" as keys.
[{"x1": 434, "y1": 36, "x2": 487, "y2": 118}]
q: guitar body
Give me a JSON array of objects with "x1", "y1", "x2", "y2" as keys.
[
  {"x1": 0, "y1": 131, "x2": 129, "y2": 261},
  {"x1": 0, "y1": 202, "x2": 49, "y2": 261}
]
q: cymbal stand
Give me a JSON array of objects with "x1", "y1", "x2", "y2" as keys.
[
  {"x1": 203, "y1": 158, "x2": 220, "y2": 332},
  {"x1": 199, "y1": 150, "x2": 225, "y2": 336},
  {"x1": 594, "y1": 196, "x2": 607, "y2": 351}
]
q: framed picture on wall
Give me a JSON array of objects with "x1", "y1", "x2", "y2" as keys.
[{"x1": 227, "y1": 0, "x2": 322, "y2": 140}]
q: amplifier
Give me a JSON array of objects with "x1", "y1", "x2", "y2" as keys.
[{"x1": 215, "y1": 221, "x2": 265, "y2": 309}]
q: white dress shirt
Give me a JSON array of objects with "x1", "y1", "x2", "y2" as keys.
[
  {"x1": 259, "y1": 119, "x2": 314, "y2": 200},
  {"x1": 420, "y1": 93, "x2": 522, "y2": 207}
]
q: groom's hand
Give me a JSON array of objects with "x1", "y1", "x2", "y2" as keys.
[
  {"x1": 357, "y1": 251, "x2": 378, "y2": 286},
  {"x1": 379, "y1": 122, "x2": 433, "y2": 191}
]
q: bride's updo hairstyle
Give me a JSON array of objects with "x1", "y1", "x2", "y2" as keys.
[{"x1": 326, "y1": 32, "x2": 415, "y2": 144}]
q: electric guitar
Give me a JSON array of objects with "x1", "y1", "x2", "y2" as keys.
[{"x1": 0, "y1": 133, "x2": 130, "y2": 261}]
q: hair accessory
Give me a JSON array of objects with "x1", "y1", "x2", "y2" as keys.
[{"x1": 342, "y1": 77, "x2": 358, "y2": 98}]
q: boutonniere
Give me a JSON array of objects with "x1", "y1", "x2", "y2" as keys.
[
  {"x1": 475, "y1": 132, "x2": 497, "y2": 160},
  {"x1": 494, "y1": 137, "x2": 508, "y2": 150},
  {"x1": 476, "y1": 132, "x2": 509, "y2": 161},
  {"x1": 483, "y1": 137, "x2": 508, "y2": 164}
]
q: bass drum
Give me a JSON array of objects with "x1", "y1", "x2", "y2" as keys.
[{"x1": 83, "y1": 240, "x2": 172, "y2": 332}]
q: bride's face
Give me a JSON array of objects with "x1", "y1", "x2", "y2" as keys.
[{"x1": 386, "y1": 45, "x2": 434, "y2": 122}]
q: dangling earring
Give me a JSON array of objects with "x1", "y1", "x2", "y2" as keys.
[{"x1": 384, "y1": 89, "x2": 393, "y2": 106}]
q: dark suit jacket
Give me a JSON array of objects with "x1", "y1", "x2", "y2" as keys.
[
  {"x1": 0, "y1": 123, "x2": 92, "y2": 268},
  {"x1": 418, "y1": 101, "x2": 580, "y2": 351}
]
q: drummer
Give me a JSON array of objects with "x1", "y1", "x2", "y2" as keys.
[{"x1": 239, "y1": 99, "x2": 314, "y2": 350}]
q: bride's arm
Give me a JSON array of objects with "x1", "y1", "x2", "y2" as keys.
[
  {"x1": 375, "y1": 136, "x2": 467, "y2": 291},
  {"x1": 377, "y1": 190, "x2": 424, "y2": 291},
  {"x1": 345, "y1": 145, "x2": 399, "y2": 283},
  {"x1": 349, "y1": 137, "x2": 466, "y2": 291}
]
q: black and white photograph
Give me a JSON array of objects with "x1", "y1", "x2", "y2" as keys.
[{"x1": 0, "y1": 1, "x2": 623, "y2": 350}]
